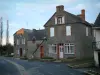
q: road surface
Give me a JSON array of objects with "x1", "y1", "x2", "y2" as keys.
[{"x1": 0, "y1": 57, "x2": 84, "y2": 75}]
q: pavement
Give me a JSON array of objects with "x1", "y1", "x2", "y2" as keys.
[{"x1": 0, "y1": 57, "x2": 85, "y2": 75}]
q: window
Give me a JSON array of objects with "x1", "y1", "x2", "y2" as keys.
[
  {"x1": 55, "y1": 16, "x2": 65, "y2": 24},
  {"x1": 86, "y1": 27, "x2": 88, "y2": 36},
  {"x1": 23, "y1": 49, "x2": 26, "y2": 55},
  {"x1": 52, "y1": 44, "x2": 57, "y2": 54},
  {"x1": 17, "y1": 49, "x2": 19, "y2": 55},
  {"x1": 66, "y1": 26, "x2": 71, "y2": 36},
  {"x1": 22, "y1": 38, "x2": 25, "y2": 44},
  {"x1": 57, "y1": 17, "x2": 62, "y2": 24},
  {"x1": 23, "y1": 38, "x2": 25, "y2": 44},
  {"x1": 17, "y1": 39, "x2": 19, "y2": 45},
  {"x1": 64, "y1": 43, "x2": 74, "y2": 54},
  {"x1": 50, "y1": 27, "x2": 54, "y2": 37}
]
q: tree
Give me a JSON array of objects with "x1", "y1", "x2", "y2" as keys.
[{"x1": 0, "y1": 44, "x2": 14, "y2": 56}]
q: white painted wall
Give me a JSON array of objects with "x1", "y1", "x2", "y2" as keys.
[
  {"x1": 94, "y1": 51, "x2": 99, "y2": 67},
  {"x1": 94, "y1": 29, "x2": 100, "y2": 42},
  {"x1": 93, "y1": 29, "x2": 100, "y2": 49}
]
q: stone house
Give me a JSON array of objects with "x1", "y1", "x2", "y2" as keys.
[
  {"x1": 44, "y1": 5, "x2": 93, "y2": 59},
  {"x1": 13, "y1": 28, "x2": 47, "y2": 59}
]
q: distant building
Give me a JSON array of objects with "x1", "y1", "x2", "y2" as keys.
[
  {"x1": 93, "y1": 13, "x2": 100, "y2": 67},
  {"x1": 13, "y1": 28, "x2": 47, "y2": 59},
  {"x1": 44, "y1": 5, "x2": 93, "y2": 59}
]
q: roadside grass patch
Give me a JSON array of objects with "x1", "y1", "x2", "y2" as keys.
[
  {"x1": 64, "y1": 58, "x2": 94, "y2": 68},
  {"x1": 83, "y1": 70, "x2": 100, "y2": 75},
  {"x1": 40, "y1": 57, "x2": 56, "y2": 62}
]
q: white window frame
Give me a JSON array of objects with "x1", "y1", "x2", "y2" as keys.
[
  {"x1": 22, "y1": 38, "x2": 25, "y2": 44},
  {"x1": 51, "y1": 44, "x2": 57, "y2": 54},
  {"x1": 86, "y1": 27, "x2": 88, "y2": 36},
  {"x1": 64, "y1": 43, "x2": 74, "y2": 54},
  {"x1": 50, "y1": 27, "x2": 54, "y2": 37},
  {"x1": 56, "y1": 16, "x2": 65, "y2": 24},
  {"x1": 17, "y1": 39, "x2": 19, "y2": 45},
  {"x1": 66, "y1": 26, "x2": 71, "y2": 36}
]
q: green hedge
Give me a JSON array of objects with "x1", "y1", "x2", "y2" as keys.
[{"x1": 41, "y1": 57, "x2": 54, "y2": 59}]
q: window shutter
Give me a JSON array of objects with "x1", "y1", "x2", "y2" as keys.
[
  {"x1": 62, "y1": 16, "x2": 65, "y2": 24},
  {"x1": 55, "y1": 17, "x2": 57, "y2": 24}
]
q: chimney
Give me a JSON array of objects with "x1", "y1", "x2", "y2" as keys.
[
  {"x1": 81, "y1": 9, "x2": 85, "y2": 21},
  {"x1": 56, "y1": 5, "x2": 64, "y2": 12}
]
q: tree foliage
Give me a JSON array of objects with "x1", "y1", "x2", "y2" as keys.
[{"x1": 0, "y1": 44, "x2": 14, "y2": 56}]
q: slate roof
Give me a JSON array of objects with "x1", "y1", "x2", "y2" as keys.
[
  {"x1": 13, "y1": 28, "x2": 32, "y2": 35},
  {"x1": 64, "y1": 11, "x2": 92, "y2": 26},
  {"x1": 44, "y1": 9, "x2": 92, "y2": 27},
  {"x1": 94, "y1": 13, "x2": 100, "y2": 27},
  {"x1": 28, "y1": 29, "x2": 46, "y2": 41},
  {"x1": 24, "y1": 29, "x2": 32, "y2": 33}
]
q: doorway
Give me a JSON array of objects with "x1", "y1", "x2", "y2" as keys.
[
  {"x1": 20, "y1": 48, "x2": 22, "y2": 57},
  {"x1": 40, "y1": 46, "x2": 44, "y2": 58},
  {"x1": 59, "y1": 45, "x2": 64, "y2": 58}
]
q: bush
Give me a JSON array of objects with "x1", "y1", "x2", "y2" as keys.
[
  {"x1": 41, "y1": 57, "x2": 54, "y2": 59},
  {"x1": 5, "y1": 54, "x2": 14, "y2": 57},
  {"x1": 20, "y1": 57, "x2": 27, "y2": 60}
]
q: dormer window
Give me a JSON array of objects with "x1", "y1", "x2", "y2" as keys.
[
  {"x1": 57, "y1": 17, "x2": 62, "y2": 24},
  {"x1": 55, "y1": 16, "x2": 65, "y2": 24}
]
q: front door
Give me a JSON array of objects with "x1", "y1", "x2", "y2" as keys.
[
  {"x1": 20, "y1": 48, "x2": 22, "y2": 57},
  {"x1": 40, "y1": 46, "x2": 44, "y2": 58},
  {"x1": 59, "y1": 46, "x2": 64, "y2": 58}
]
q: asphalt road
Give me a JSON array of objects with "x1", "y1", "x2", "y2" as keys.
[
  {"x1": 0, "y1": 58, "x2": 21, "y2": 75},
  {"x1": 2, "y1": 57, "x2": 84, "y2": 75}
]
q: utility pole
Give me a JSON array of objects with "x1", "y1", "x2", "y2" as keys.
[
  {"x1": 6, "y1": 20, "x2": 9, "y2": 45},
  {"x1": 0, "y1": 17, "x2": 3, "y2": 45}
]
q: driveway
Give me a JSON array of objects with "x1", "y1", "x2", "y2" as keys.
[{"x1": 3, "y1": 57, "x2": 84, "y2": 75}]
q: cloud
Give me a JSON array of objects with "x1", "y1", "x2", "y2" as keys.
[
  {"x1": 16, "y1": 12, "x2": 24, "y2": 16},
  {"x1": 68, "y1": 4, "x2": 86, "y2": 11},
  {"x1": 96, "y1": 3, "x2": 100, "y2": 8}
]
